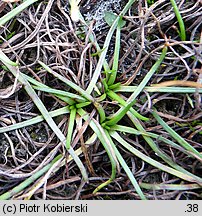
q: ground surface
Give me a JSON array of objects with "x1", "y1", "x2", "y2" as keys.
[{"x1": 0, "y1": 0, "x2": 202, "y2": 200}]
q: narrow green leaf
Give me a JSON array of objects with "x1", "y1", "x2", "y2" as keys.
[
  {"x1": 86, "y1": 0, "x2": 137, "y2": 94},
  {"x1": 0, "y1": 55, "x2": 18, "y2": 66},
  {"x1": 94, "y1": 102, "x2": 106, "y2": 123},
  {"x1": 126, "y1": 112, "x2": 202, "y2": 182},
  {"x1": 170, "y1": 0, "x2": 186, "y2": 40},
  {"x1": 107, "y1": 17, "x2": 122, "y2": 86},
  {"x1": 0, "y1": 106, "x2": 70, "y2": 134},
  {"x1": 0, "y1": 50, "x2": 88, "y2": 182},
  {"x1": 140, "y1": 183, "x2": 201, "y2": 191},
  {"x1": 152, "y1": 111, "x2": 202, "y2": 160},
  {"x1": 115, "y1": 86, "x2": 202, "y2": 94},
  {"x1": 110, "y1": 131, "x2": 202, "y2": 185},
  {"x1": 75, "y1": 102, "x2": 91, "y2": 109},
  {"x1": 38, "y1": 60, "x2": 94, "y2": 102},
  {"x1": 0, "y1": 0, "x2": 38, "y2": 27},
  {"x1": 106, "y1": 131, "x2": 147, "y2": 200},
  {"x1": 112, "y1": 124, "x2": 202, "y2": 182},
  {"x1": 32, "y1": 86, "x2": 85, "y2": 102},
  {"x1": 105, "y1": 46, "x2": 167, "y2": 126},
  {"x1": 66, "y1": 108, "x2": 77, "y2": 149},
  {"x1": 0, "y1": 154, "x2": 63, "y2": 200},
  {"x1": 77, "y1": 108, "x2": 118, "y2": 192},
  {"x1": 107, "y1": 90, "x2": 149, "y2": 121}
]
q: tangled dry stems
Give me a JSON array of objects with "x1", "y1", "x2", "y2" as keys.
[{"x1": 0, "y1": 0, "x2": 201, "y2": 199}]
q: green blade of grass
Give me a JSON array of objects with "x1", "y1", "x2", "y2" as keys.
[
  {"x1": 126, "y1": 111, "x2": 202, "y2": 182},
  {"x1": 38, "y1": 60, "x2": 94, "y2": 102},
  {"x1": 107, "y1": 17, "x2": 122, "y2": 86},
  {"x1": 0, "y1": 106, "x2": 70, "y2": 134},
  {"x1": 0, "y1": 154, "x2": 62, "y2": 200},
  {"x1": 0, "y1": 131, "x2": 98, "y2": 200},
  {"x1": 75, "y1": 101, "x2": 91, "y2": 109},
  {"x1": 116, "y1": 86, "x2": 202, "y2": 94},
  {"x1": 111, "y1": 124, "x2": 202, "y2": 182},
  {"x1": 110, "y1": 131, "x2": 202, "y2": 185},
  {"x1": 32, "y1": 86, "x2": 75, "y2": 105},
  {"x1": 170, "y1": 0, "x2": 186, "y2": 40},
  {"x1": 0, "y1": 0, "x2": 38, "y2": 27},
  {"x1": 140, "y1": 182, "x2": 201, "y2": 191},
  {"x1": 111, "y1": 124, "x2": 193, "y2": 156},
  {"x1": 23, "y1": 73, "x2": 86, "y2": 103},
  {"x1": 93, "y1": 101, "x2": 106, "y2": 123},
  {"x1": 105, "y1": 131, "x2": 147, "y2": 200},
  {"x1": 86, "y1": 0, "x2": 137, "y2": 94},
  {"x1": 51, "y1": 95, "x2": 75, "y2": 105},
  {"x1": 152, "y1": 110, "x2": 202, "y2": 160},
  {"x1": 32, "y1": 86, "x2": 85, "y2": 103},
  {"x1": 86, "y1": 17, "x2": 120, "y2": 94},
  {"x1": 0, "y1": 50, "x2": 88, "y2": 182},
  {"x1": 107, "y1": 90, "x2": 149, "y2": 121},
  {"x1": 66, "y1": 108, "x2": 77, "y2": 149},
  {"x1": 104, "y1": 46, "x2": 167, "y2": 126},
  {"x1": 77, "y1": 108, "x2": 118, "y2": 192},
  {"x1": 0, "y1": 55, "x2": 18, "y2": 66}
]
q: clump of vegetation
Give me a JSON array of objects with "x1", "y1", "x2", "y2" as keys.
[{"x1": 0, "y1": 0, "x2": 201, "y2": 200}]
